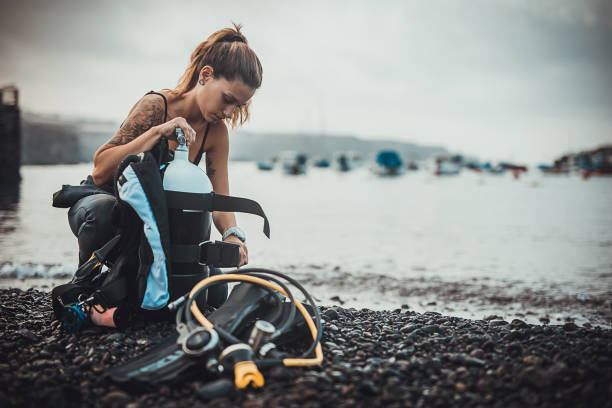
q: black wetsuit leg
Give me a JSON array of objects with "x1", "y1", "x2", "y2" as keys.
[{"x1": 68, "y1": 194, "x2": 118, "y2": 266}]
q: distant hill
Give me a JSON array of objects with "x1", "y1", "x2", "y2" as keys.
[
  {"x1": 20, "y1": 113, "x2": 447, "y2": 164},
  {"x1": 21, "y1": 113, "x2": 118, "y2": 164},
  {"x1": 229, "y1": 132, "x2": 447, "y2": 162}
]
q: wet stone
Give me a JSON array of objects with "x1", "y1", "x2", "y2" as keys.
[
  {"x1": 31, "y1": 359, "x2": 53, "y2": 368},
  {"x1": 511, "y1": 319, "x2": 529, "y2": 328},
  {"x1": 323, "y1": 308, "x2": 339, "y2": 320},
  {"x1": 328, "y1": 370, "x2": 347, "y2": 383},
  {"x1": 17, "y1": 329, "x2": 40, "y2": 342},
  {"x1": 451, "y1": 353, "x2": 486, "y2": 367},
  {"x1": 506, "y1": 342, "x2": 523, "y2": 356},
  {"x1": 101, "y1": 390, "x2": 131, "y2": 408},
  {"x1": 91, "y1": 365, "x2": 105, "y2": 374},
  {"x1": 520, "y1": 367, "x2": 551, "y2": 388},
  {"x1": 327, "y1": 324, "x2": 339, "y2": 332},
  {"x1": 546, "y1": 362, "x2": 567, "y2": 378},
  {"x1": 383, "y1": 368, "x2": 403, "y2": 378},
  {"x1": 106, "y1": 333, "x2": 126, "y2": 342},
  {"x1": 563, "y1": 322, "x2": 579, "y2": 332},
  {"x1": 366, "y1": 357, "x2": 385, "y2": 366},
  {"x1": 400, "y1": 324, "x2": 419, "y2": 334},
  {"x1": 357, "y1": 380, "x2": 380, "y2": 396},
  {"x1": 2, "y1": 288, "x2": 612, "y2": 408},
  {"x1": 522, "y1": 355, "x2": 543, "y2": 365}
]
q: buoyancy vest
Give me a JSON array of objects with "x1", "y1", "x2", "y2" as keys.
[{"x1": 51, "y1": 139, "x2": 270, "y2": 319}]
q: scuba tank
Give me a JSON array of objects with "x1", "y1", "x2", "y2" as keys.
[{"x1": 163, "y1": 128, "x2": 213, "y2": 302}]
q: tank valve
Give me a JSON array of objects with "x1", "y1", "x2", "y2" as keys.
[{"x1": 175, "y1": 127, "x2": 186, "y2": 146}]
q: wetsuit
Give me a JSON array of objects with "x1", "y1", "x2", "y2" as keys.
[{"x1": 67, "y1": 91, "x2": 224, "y2": 306}]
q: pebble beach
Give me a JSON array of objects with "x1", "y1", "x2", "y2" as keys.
[{"x1": 1, "y1": 287, "x2": 611, "y2": 408}]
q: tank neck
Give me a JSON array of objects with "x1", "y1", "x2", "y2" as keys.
[{"x1": 174, "y1": 147, "x2": 189, "y2": 161}]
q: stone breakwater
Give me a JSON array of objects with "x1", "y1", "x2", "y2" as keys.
[{"x1": 1, "y1": 288, "x2": 611, "y2": 408}]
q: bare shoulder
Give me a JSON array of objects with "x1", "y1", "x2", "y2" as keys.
[
  {"x1": 204, "y1": 121, "x2": 230, "y2": 177},
  {"x1": 205, "y1": 120, "x2": 230, "y2": 152},
  {"x1": 106, "y1": 94, "x2": 166, "y2": 146}
]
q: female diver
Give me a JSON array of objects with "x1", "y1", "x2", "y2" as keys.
[{"x1": 67, "y1": 24, "x2": 262, "y2": 309}]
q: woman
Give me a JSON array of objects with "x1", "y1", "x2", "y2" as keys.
[{"x1": 67, "y1": 24, "x2": 262, "y2": 307}]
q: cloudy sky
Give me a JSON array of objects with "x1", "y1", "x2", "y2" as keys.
[{"x1": 1, "y1": 0, "x2": 611, "y2": 163}]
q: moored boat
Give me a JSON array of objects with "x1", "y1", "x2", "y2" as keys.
[
  {"x1": 372, "y1": 150, "x2": 404, "y2": 176},
  {"x1": 280, "y1": 151, "x2": 308, "y2": 175}
]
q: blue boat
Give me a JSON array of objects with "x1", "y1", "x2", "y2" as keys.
[
  {"x1": 481, "y1": 162, "x2": 504, "y2": 174},
  {"x1": 257, "y1": 161, "x2": 274, "y2": 171},
  {"x1": 372, "y1": 150, "x2": 404, "y2": 176},
  {"x1": 313, "y1": 157, "x2": 330, "y2": 168}
]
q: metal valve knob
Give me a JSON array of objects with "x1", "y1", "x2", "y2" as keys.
[
  {"x1": 248, "y1": 320, "x2": 276, "y2": 352},
  {"x1": 175, "y1": 128, "x2": 186, "y2": 146}
]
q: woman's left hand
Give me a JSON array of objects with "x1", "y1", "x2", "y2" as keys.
[{"x1": 223, "y1": 235, "x2": 248, "y2": 267}]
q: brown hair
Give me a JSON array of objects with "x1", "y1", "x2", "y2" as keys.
[{"x1": 174, "y1": 23, "x2": 262, "y2": 129}]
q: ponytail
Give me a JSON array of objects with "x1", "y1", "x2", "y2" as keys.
[{"x1": 174, "y1": 23, "x2": 263, "y2": 129}]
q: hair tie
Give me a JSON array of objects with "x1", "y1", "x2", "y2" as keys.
[{"x1": 225, "y1": 35, "x2": 244, "y2": 43}]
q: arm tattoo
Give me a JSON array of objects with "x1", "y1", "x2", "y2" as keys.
[
  {"x1": 206, "y1": 156, "x2": 216, "y2": 177},
  {"x1": 107, "y1": 96, "x2": 165, "y2": 145}
]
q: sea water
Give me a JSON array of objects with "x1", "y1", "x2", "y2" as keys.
[{"x1": 1, "y1": 163, "x2": 611, "y2": 318}]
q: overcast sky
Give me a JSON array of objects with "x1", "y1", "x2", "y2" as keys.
[{"x1": 1, "y1": 0, "x2": 611, "y2": 163}]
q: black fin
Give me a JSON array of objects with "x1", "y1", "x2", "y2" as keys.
[
  {"x1": 107, "y1": 283, "x2": 276, "y2": 386},
  {"x1": 107, "y1": 333, "x2": 204, "y2": 387},
  {"x1": 207, "y1": 283, "x2": 276, "y2": 333}
]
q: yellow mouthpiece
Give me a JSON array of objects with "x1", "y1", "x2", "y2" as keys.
[{"x1": 234, "y1": 361, "x2": 264, "y2": 389}]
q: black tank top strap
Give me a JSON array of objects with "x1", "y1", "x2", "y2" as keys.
[
  {"x1": 145, "y1": 90, "x2": 168, "y2": 122},
  {"x1": 143, "y1": 90, "x2": 170, "y2": 165},
  {"x1": 193, "y1": 123, "x2": 211, "y2": 166}
]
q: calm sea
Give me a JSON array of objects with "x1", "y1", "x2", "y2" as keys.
[{"x1": 1, "y1": 162, "x2": 611, "y2": 316}]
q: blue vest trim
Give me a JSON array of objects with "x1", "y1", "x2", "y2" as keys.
[{"x1": 118, "y1": 166, "x2": 169, "y2": 309}]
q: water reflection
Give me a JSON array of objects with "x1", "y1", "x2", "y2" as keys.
[{"x1": 0, "y1": 183, "x2": 20, "y2": 234}]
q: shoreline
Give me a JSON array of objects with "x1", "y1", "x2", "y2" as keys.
[
  {"x1": 2, "y1": 270, "x2": 610, "y2": 329},
  {"x1": 1, "y1": 287, "x2": 610, "y2": 407}
]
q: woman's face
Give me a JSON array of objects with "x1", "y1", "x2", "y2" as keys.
[{"x1": 196, "y1": 68, "x2": 256, "y2": 124}]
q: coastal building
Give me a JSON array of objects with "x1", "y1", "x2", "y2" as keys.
[{"x1": 0, "y1": 85, "x2": 21, "y2": 187}]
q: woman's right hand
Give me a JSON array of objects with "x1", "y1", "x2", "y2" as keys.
[{"x1": 155, "y1": 117, "x2": 197, "y2": 147}]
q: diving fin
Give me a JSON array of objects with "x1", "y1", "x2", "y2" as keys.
[
  {"x1": 206, "y1": 283, "x2": 277, "y2": 333},
  {"x1": 107, "y1": 333, "x2": 202, "y2": 387},
  {"x1": 108, "y1": 283, "x2": 277, "y2": 386}
]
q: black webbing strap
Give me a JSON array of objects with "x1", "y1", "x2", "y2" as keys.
[
  {"x1": 165, "y1": 191, "x2": 270, "y2": 238},
  {"x1": 93, "y1": 234, "x2": 122, "y2": 265},
  {"x1": 171, "y1": 241, "x2": 241, "y2": 268},
  {"x1": 170, "y1": 244, "x2": 199, "y2": 263},
  {"x1": 71, "y1": 234, "x2": 122, "y2": 285},
  {"x1": 94, "y1": 276, "x2": 130, "y2": 308}
]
